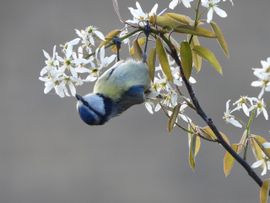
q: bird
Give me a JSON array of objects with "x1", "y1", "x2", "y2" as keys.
[{"x1": 76, "y1": 59, "x2": 151, "y2": 125}]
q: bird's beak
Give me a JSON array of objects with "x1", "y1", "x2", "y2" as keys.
[
  {"x1": 75, "y1": 94, "x2": 83, "y2": 101},
  {"x1": 76, "y1": 94, "x2": 88, "y2": 106}
]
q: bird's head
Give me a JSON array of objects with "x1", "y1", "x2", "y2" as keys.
[{"x1": 76, "y1": 93, "x2": 113, "y2": 125}]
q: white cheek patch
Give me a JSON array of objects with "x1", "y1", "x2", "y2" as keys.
[{"x1": 85, "y1": 94, "x2": 106, "y2": 115}]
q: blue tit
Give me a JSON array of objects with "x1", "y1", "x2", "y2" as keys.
[{"x1": 76, "y1": 59, "x2": 150, "y2": 125}]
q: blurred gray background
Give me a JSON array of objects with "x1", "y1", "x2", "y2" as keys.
[{"x1": 1, "y1": 0, "x2": 270, "y2": 203}]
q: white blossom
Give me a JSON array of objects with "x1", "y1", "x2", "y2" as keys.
[
  {"x1": 232, "y1": 96, "x2": 253, "y2": 116},
  {"x1": 40, "y1": 46, "x2": 59, "y2": 76},
  {"x1": 39, "y1": 70, "x2": 66, "y2": 98},
  {"x1": 72, "y1": 47, "x2": 93, "y2": 74},
  {"x1": 201, "y1": 0, "x2": 228, "y2": 23},
  {"x1": 61, "y1": 38, "x2": 80, "y2": 58},
  {"x1": 63, "y1": 75, "x2": 83, "y2": 97},
  {"x1": 251, "y1": 79, "x2": 270, "y2": 99},
  {"x1": 223, "y1": 100, "x2": 242, "y2": 128},
  {"x1": 162, "y1": 90, "x2": 178, "y2": 108},
  {"x1": 251, "y1": 153, "x2": 270, "y2": 176},
  {"x1": 75, "y1": 26, "x2": 104, "y2": 48},
  {"x1": 145, "y1": 90, "x2": 178, "y2": 115},
  {"x1": 144, "y1": 73, "x2": 178, "y2": 114},
  {"x1": 57, "y1": 50, "x2": 78, "y2": 78},
  {"x1": 251, "y1": 57, "x2": 270, "y2": 98},
  {"x1": 253, "y1": 57, "x2": 270, "y2": 78},
  {"x1": 85, "y1": 47, "x2": 116, "y2": 82},
  {"x1": 40, "y1": 41, "x2": 94, "y2": 98},
  {"x1": 126, "y1": 2, "x2": 166, "y2": 25},
  {"x1": 250, "y1": 98, "x2": 268, "y2": 120}
]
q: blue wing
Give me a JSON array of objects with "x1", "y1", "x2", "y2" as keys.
[{"x1": 115, "y1": 85, "x2": 145, "y2": 115}]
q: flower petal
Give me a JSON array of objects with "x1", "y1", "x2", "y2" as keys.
[
  {"x1": 207, "y1": 8, "x2": 214, "y2": 23},
  {"x1": 94, "y1": 30, "x2": 105, "y2": 41},
  {"x1": 251, "y1": 160, "x2": 264, "y2": 169},
  {"x1": 251, "y1": 81, "x2": 262, "y2": 87},
  {"x1": 263, "y1": 142, "x2": 270, "y2": 149},
  {"x1": 182, "y1": 0, "x2": 192, "y2": 8},
  {"x1": 169, "y1": 0, "x2": 178, "y2": 9},
  {"x1": 150, "y1": 3, "x2": 158, "y2": 16},
  {"x1": 44, "y1": 83, "x2": 54, "y2": 94},
  {"x1": 229, "y1": 118, "x2": 242, "y2": 128},
  {"x1": 242, "y1": 104, "x2": 250, "y2": 117},
  {"x1": 145, "y1": 102, "x2": 154, "y2": 114},
  {"x1": 68, "y1": 82, "x2": 76, "y2": 97},
  {"x1": 214, "y1": 6, "x2": 227, "y2": 18},
  {"x1": 263, "y1": 108, "x2": 269, "y2": 120},
  {"x1": 43, "y1": 50, "x2": 51, "y2": 60}
]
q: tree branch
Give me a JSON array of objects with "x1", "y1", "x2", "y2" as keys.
[{"x1": 161, "y1": 34, "x2": 265, "y2": 192}]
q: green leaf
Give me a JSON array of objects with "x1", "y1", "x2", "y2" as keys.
[
  {"x1": 129, "y1": 37, "x2": 146, "y2": 56},
  {"x1": 201, "y1": 126, "x2": 217, "y2": 141},
  {"x1": 250, "y1": 137, "x2": 265, "y2": 161},
  {"x1": 260, "y1": 180, "x2": 269, "y2": 203},
  {"x1": 223, "y1": 144, "x2": 238, "y2": 177},
  {"x1": 194, "y1": 136, "x2": 201, "y2": 157},
  {"x1": 165, "y1": 13, "x2": 193, "y2": 25},
  {"x1": 174, "y1": 25, "x2": 216, "y2": 38},
  {"x1": 237, "y1": 130, "x2": 248, "y2": 153},
  {"x1": 130, "y1": 39, "x2": 143, "y2": 60},
  {"x1": 201, "y1": 126, "x2": 230, "y2": 144},
  {"x1": 188, "y1": 129, "x2": 198, "y2": 171},
  {"x1": 180, "y1": 41, "x2": 193, "y2": 79},
  {"x1": 156, "y1": 37, "x2": 173, "y2": 81},
  {"x1": 150, "y1": 15, "x2": 183, "y2": 30},
  {"x1": 190, "y1": 36, "x2": 202, "y2": 72},
  {"x1": 210, "y1": 21, "x2": 229, "y2": 57},
  {"x1": 252, "y1": 135, "x2": 270, "y2": 159},
  {"x1": 168, "y1": 104, "x2": 180, "y2": 133},
  {"x1": 147, "y1": 48, "x2": 156, "y2": 82},
  {"x1": 192, "y1": 45, "x2": 223, "y2": 74},
  {"x1": 189, "y1": 123, "x2": 201, "y2": 157}
]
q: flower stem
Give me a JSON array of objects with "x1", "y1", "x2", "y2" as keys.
[
  {"x1": 243, "y1": 110, "x2": 256, "y2": 160},
  {"x1": 189, "y1": 0, "x2": 202, "y2": 44}
]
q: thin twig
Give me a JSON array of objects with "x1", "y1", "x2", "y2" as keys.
[{"x1": 160, "y1": 104, "x2": 216, "y2": 142}]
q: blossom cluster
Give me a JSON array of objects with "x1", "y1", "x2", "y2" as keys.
[
  {"x1": 171, "y1": 0, "x2": 233, "y2": 23},
  {"x1": 39, "y1": 26, "x2": 117, "y2": 97},
  {"x1": 251, "y1": 57, "x2": 270, "y2": 98},
  {"x1": 144, "y1": 56, "x2": 196, "y2": 124},
  {"x1": 130, "y1": 0, "x2": 235, "y2": 26},
  {"x1": 223, "y1": 58, "x2": 270, "y2": 128},
  {"x1": 126, "y1": 0, "x2": 233, "y2": 27},
  {"x1": 223, "y1": 57, "x2": 270, "y2": 176},
  {"x1": 223, "y1": 97, "x2": 268, "y2": 128}
]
